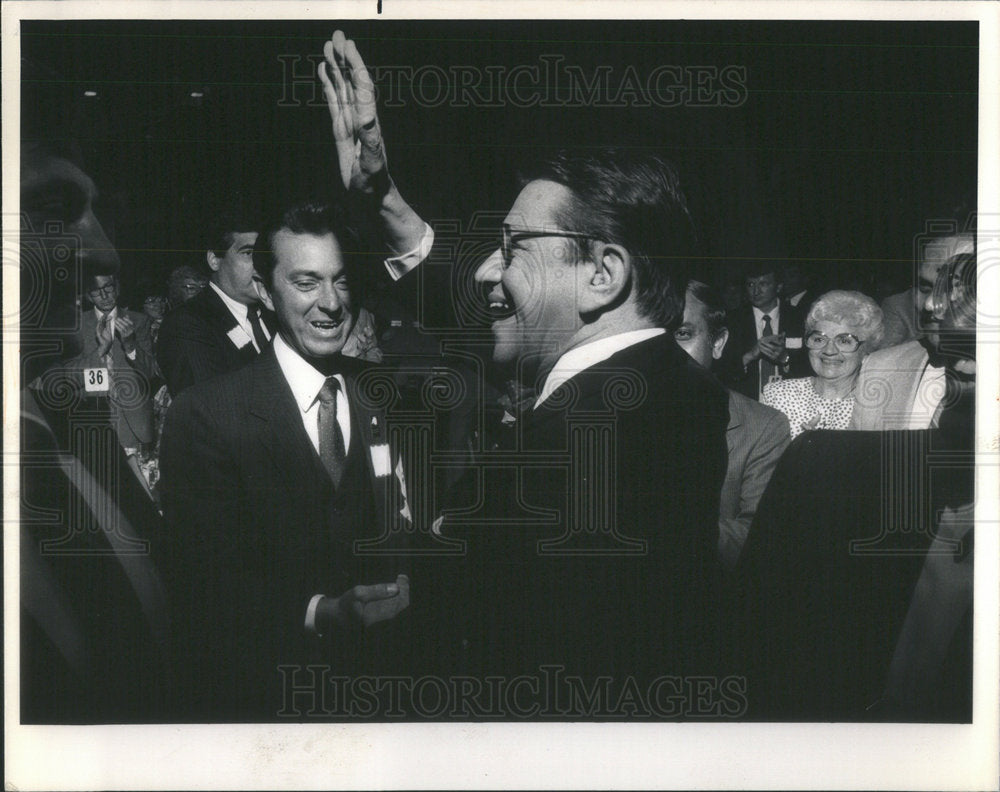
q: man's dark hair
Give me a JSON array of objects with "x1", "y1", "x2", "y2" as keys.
[
  {"x1": 252, "y1": 200, "x2": 360, "y2": 290},
  {"x1": 209, "y1": 195, "x2": 260, "y2": 258},
  {"x1": 743, "y1": 262, "x2": 780, "y2": 280},
  {"x1": 687, "y1": 280, "x2": 728, "y2": 340},
  {"x1": 519, "y1": 148, "x2": 699, "y2": 329}
]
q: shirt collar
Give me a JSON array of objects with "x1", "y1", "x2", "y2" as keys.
[
  {"x1": 209, "y1": 280, "x2": 250, "y2": 323},
  {"x1": 752, "y1": 303, "x2": 780, "y2": 324},
  {"x1": 535, "y1": 328, "x2": 666, "y2": 408},
  {"x1": 273, "y1": 333, "x2": 344, "y2": 413}
]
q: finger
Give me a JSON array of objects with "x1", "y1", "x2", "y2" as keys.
[
  {"x1": 331, "y1": 30, "x2": 348, "y2": 73},
  {"x1": 344, "y1": 39, "x2": 377, "y2": 122},
  {"x1": 352, "y1": 581, "x2": 401, "y2": 603},
  {"x1": 323, "y1": 42, "x2": 350, "y2": 115},
  {"x1": 318, "y1": 60, "x2": 349, "y2": 136},
  {"x1": 318, "y1": 46, "x2": 336, "y2": 98}
]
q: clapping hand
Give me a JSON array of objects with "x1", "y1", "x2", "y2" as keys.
[
  {"x1": 319, "y1": 30, "x2": 390, "y2": 197},
  {"x1": 95, "y1": 315, "x2": 115, "y2": 357},
  {"x1": 757, "y1": 332, "x2": 786, "y2": 363},
  {"x1": 114, "y1": 314, "x2": 137, "y2": 353}
]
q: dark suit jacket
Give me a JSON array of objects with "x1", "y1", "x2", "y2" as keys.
[
  {"x1": 437, "y1": 333, "x2": 731, "y2": 690},
  {"x1": 65, "y1": 308, "x2": 157, "y2": 447},
  {"x1": 155, "y1": 285, "x2": 275, "y2": 398},
  {"x1": 158, "y1": 347, "x2": 411, "y2": 719},
  {"x1": 734, "y1": 430, "x2": 972, "y2": 720},
  {"x1": 717, "y1": 301, "x2": 809, "y2": 399}
]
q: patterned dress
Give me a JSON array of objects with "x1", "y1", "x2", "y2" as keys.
[{"x1": 762, "y1": 376, "x2": 855, "y2": 439}]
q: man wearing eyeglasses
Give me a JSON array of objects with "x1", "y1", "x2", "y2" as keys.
[
  {"x1": 66, "y1": 272, "x2": 158, "y2": 481},
  {"x1": 324, "y1": 32, "x2": 731, "y2": 689}
]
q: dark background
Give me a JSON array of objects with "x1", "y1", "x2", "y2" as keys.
[{"x1": 22, "y1": 19, "x2": 979, "y2": 305}]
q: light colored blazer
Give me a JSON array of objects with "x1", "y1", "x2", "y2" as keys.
[
  {"x1": 67, "y1": 308, "x2": 157, "y2": 447},
  {"x1": 850, "y1": 340, "x2": 943, "y2": 430},
  {"x1": 880, "y1": 289, "x2": 920, "y2": 349},
  {"x1": 719, "y1": 390, "x2": 791, "y2": 569}
]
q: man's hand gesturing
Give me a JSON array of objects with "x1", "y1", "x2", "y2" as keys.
[
  {"x1": 319, "y1": 30, "x2": 390, "y2": 198},
  {"x1": 317, "y1": 574, "x2": 411, "y2": 632}
]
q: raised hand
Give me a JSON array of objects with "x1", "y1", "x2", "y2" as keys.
[{"x1": 319, "y1": 30, "x2": 390, "y2": 197}]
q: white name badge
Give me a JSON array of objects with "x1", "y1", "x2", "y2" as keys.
[
  {"x1": 370, "y1": 443, "x2": 392, "y2": 478},
  {"x1": 226, "y1": 326, "x2": 252, "y2": 349},
  {"x1": 785, "y1": 336, "x2": 803, "y2": 349},
  {"x1": 83, "y1": 367, "x2": 110, "y2": 393}
]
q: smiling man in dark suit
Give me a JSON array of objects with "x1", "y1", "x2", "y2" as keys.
[
  {"x1": 324, "y1": 30, "x2": 731, "y2": 699},
  {"x1": 158, "y1": 201, "x2": 415, "y2": 719}
]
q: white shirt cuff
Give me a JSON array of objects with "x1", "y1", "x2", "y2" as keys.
[
  {"x1": 383, "y1": 223, "x2": 434, "y2": 281},
  {"x1": 125, "y1": 348, "x2": 137, "y2": 361},
  {"x1": 304, "y1": 593, "x2": 326, "y2": 636}
]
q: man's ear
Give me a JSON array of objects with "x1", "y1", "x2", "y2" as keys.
[
  {"x1": 253, "y1": 275, "x2": 274, "y2": 312},
  {"x1": 712, "y1": 328, "x2": 729, "y2": 360},
  {"x1": 206, "y1": 250, "x2": 220, "y2": 273},
  {"x1": 578, "y1": 243, "x2": 631, "y2": 313}
]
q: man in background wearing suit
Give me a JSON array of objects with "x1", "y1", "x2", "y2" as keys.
[
  {"x1": 64, "y1": 272, "x2": 158, "y2": 488},
  {"x1": 719, "y1": 263, "x2": 807, "y2": 400},
  {"x1": 159, "y1": 201, "x2": 416, "y2": 720},
  {"x1": 674, "y1": 281, "x2": 791, "y2": 570},
  {"x1": 155, "y1": 203, "x2": 274, "y2": 397}
]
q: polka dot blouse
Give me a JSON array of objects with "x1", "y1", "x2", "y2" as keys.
[{"x1": 762, "y1": 377, "x2": 855, "y2": 439}]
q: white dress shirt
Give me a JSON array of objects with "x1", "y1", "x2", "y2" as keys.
[
  {"x1": 535, "y1": 328, "x2": 666, "y2": 408},
  {"x1": 751, "y1": 303, "x2": 781, "y2": 338},
  {"x1": 384, "y1": 223, "x2": 434, "y2": 280},
  {"x1": 272, "y1": 333, "x2": 351, "y2": 455}
]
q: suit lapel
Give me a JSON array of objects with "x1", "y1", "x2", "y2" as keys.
[{"x1": 248, "y1": 349, "x2": 328, "y2": 494}]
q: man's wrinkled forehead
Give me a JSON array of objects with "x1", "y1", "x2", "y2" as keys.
[{"x1": 504, "y1": 179, "x2": 575, "y2": 229}]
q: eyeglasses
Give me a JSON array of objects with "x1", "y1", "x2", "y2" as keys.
[
  {"x1": 501, "y1": 223, "x2": 593, "y2": 270},
  {"x1": 805, "y1": 330, "x2": 862, "y2": 353},
  {"x1": 88, "y1": 283, "x2": 118, "y2": 297}
]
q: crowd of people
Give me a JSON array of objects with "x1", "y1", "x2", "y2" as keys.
[{"x1": 19, "y1": 31, "x2": 977, "y2": 723}]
